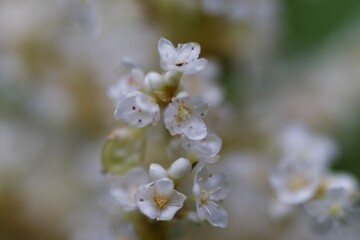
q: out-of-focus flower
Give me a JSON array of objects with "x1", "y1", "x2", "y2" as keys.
[
  {"x1": 164, "y1": 92, "x2": 210, "y2": 140},
  {"x1": 270, "y1": 159, "x2": 322, "y2": 205},
  {"x1": 107, "y1": 60, "x2": 144, "y2": 105},
  {"x1": 305, "y1": 187, "x2": 356, "y2": 223},
  {"x1": 193, "y1": 166, "x2": 230, "y2": 228},
  {"x1": 180, "y1": 133, "x2": 222, "y2": 164},
  {"x1": 114, "y1": 90, "x2": 160, "y2": 127},
  {"x1": 110, "y1": 167, "x2": 149, "y2": 211},
  {"x1": 135, "y1": 178, "x2": 186, "y2": 221},
  {"x1": 279, "y1": 123, "x2": 337, "y2": 169},
  {"x1": 158, "y1": 38, "x2": 207, "y2": 74}
]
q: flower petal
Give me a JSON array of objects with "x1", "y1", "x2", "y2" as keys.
[
  {"x1": 207, "y1": 173, "x2": 230, "y2": 201},
  {"x1": 135, "y1": 184, "x2": 157, "y2": 219},
  {"x1": 157, "y1": 190, "x2": 186, "y2": 221},
  {"x1": 183, "y1": 117, "x2": 207, "y2": 140},
  {"x1": 197, "y1": 201, "x2": 228, "y2": 228}
]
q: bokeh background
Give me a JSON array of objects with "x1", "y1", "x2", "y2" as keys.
[{"x1": 1, "y1": 0, "x2": 360, "y2": 239}]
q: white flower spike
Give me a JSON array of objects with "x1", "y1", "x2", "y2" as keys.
[
  {"x1": 158, "y1": 38, "x2": 208, "y2": 74},
  {"x1": 164, "y1": 92, "x2": 210, "y2": 140},
  {"x1": 110, "y1": 167, "x2": 150, "y2": 211},
  {"x1": 114, "y1": 90, "x2": 160, "y2": 128},
  {"x1": 135, "y1": 178, "x2": 186, "y2": 221},
  {"x1": 149, "y1": 158, "x2": 192, "y2": 181},
  {"x1": 180, "y1": 133, "x2": 222, "y2": 164},
  {"x1": 193, "y1": 166, "x2": 230, "y2": 228}
]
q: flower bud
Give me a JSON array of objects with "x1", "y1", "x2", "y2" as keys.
[
  {"x1": 101, "y1": 127, "x2": 144, "y2": 175},
  {"x1": 149, "y1": 163, "x2": 167, "y2": 181},
  {"x1": 168, "y1": 158, "x2": 192, "y2": 180}
]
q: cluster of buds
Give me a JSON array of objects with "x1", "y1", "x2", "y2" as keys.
[
  {"x1": 270, "y1": 124, "x2": 359, "y2": 228},
  {"x1": 103, "y1": 38, "x2": 230, "y2": 229}
]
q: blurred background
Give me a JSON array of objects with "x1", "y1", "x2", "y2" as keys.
[{"x1": 1, "y1": 0, "x2": 360, "y2": 239}]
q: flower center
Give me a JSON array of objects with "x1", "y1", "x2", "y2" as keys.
[
  {"x1": 288, "y1": 175, "x2": 309, "y2": 191},
  {"x1": 200, "y1": 189, "x2": 209, "y2": 203},
  {"x1": 329, "y1": 202, "x2": 342, "y2": 217},
  {"x1": 154, "y1": 196, "x2": 168, "y2": 209},
  {"x1": 177, "y1": 104, "x2": 192, "y2": 121}
]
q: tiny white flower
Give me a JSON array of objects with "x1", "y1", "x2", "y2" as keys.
[
  {"x1": 135, "y1": 178, "x2": 186, "y2": 221},
  {"x1": 305, "y1": 187, "x2": 356, "y2": 223},
  {"x1": 149, "y1": 158, "x2": 192, "y2": 181},
  {"x1": 114, "y1": 90, "x2": 160, "y2": 127},
  {"x1": 164, "y1": 92, "x2": 210, "y2": 140},
  {"x1": 110, "y1": 167, "x2": 149, "y2": 211},
  {"x1": 193, "y1": 166, "x2": 230, "y2": 228},
  {"x1": 108, "y1": 60, "x2": 144, "y2": 104},
  {"x1": 180, "y1": 132, "x2": 222, "y2": 164},
  {"x1": 280, "y1": 123, "x2": 337, "y2": 169},
  {"x1": 270, "y1": 159, "x2": 322, "y2": 205},
  {"x1": 158, "y1": 38, "x2": 207, "y2": 74}
]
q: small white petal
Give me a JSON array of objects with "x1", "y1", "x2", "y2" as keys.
[
  {"x1": 157, "y1": 190, "x2": 186, "y2": 220},
  {"x1": 149, "y1": 164, "x2": 167, "y2": 181},
  {"x1": 177, "y1": 42, "x2": 201, "y2": 62},
  {"x1": 135, "y1": 185, "x2": 157, "y2": 219},
  {"x1": 185, "y1": 95, "x2": 210, "y2": 117},
  {"x1": 304, "y1": 200, "x2": 328, "y2": 222},
  {"x1": 181, "y1": 133, "x2": 222, "y2": 158},
  {"x1": 183, "y1": 117, "x2": 207, "y2": 140},
  {"x1": 197, "y1": 201, "x2": 228, "y2": 228},
  {"x1": 207, "y1": 173, "x2": 230, "y2": 201},
  {"x1": 158, "y1": 38, "x2": 177, "y2": 66},
  {"x1": 154, "y1": 178, "x2": 174, "y2": 197},
  {"x1": 144, "y1": 71, "x2": 164, "y2": 92},
  {"x1": 183, "y1": 58, "x2": 208, "y2": 74},
  {"x1": 167, "y1": 158, "x2": 192, "y2": 180}
]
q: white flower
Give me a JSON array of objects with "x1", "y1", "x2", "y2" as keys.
[
  {"x1": 110, "y1": 167, "x2": 149, "y2": 211},
  {"x1": 193, "y1": 166, "x2": 230, "y2": 228},
  {"x1": 107, "y1": 60, "x2": 144, "y2": 104},
  {"x1": 180, "y1": 132, "x2": 222, "y2": 164},
  {"x1": 305, "y1": 187, "x2": 356, "y2": 223},
  {"x1": 114, "y1": 90, "x2": 160, "y2": 127},
  {"x1": 158, "y1": 38, "x2": 207, "y2": 74},
  {"x1": 135, "y1": 178, "x2": 186, "y2": 221},
  {"x1": 270, "y1": 159, "x2": 322, "y2": 205},
  {"x1": 279, "y1": 123, "x2": 337, "y2": 169},
  {"x1": 164, "y1": 92, "x2": 210, "y2": 140},
  {"x1": 149, "y1": 158, "x2": 192, "y2": 181}
]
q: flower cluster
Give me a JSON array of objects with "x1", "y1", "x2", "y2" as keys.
[
  {"x1": 105, "y1": 38, "x2": 230, "y2": 230},
  {"x1": 270, "y1": 124, "x2": 359, "y2": 228}
]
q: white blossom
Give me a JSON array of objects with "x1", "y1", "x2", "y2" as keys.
[
  {"x1": 149, "y1": 158, "x2": 192, "y2": 181},
  {"x1": 164, "y1": 92, "x2": 210, "y2": 140},
  {"x1": 305, "y1": 187, "x2": 356, "y2": 223},
  {"x1": 158, "y1": 38, "x2": 207, "y2": 74},
  {"x1": 279, "y1": 123, "x2": 337, "y2": 169},
  {"x1": 193, "y1": 166, "x2": 230, "y2": 228},
  {"x1": 180, "y1": 132, "x2": 222, "y2": 164},
  {"x1": 270, "y1": 159, "x2": 322, "y2": 205},
  {"x1": 110, "y1": 167, "x2": 149, "y2": 211},
  {"x1": 135, "y1": 178, "x2": 186, "y2": 221},
  {"x1": 114, "y1": 90, "x2": 160, "y2": 127},
  {"x1": 108, "y1": 60, "x2": 144, "y2": 104}
]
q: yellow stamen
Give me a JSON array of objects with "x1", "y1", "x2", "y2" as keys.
[{"x1": 154, "y1": 196, "x2": 168, "y2": 209}]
